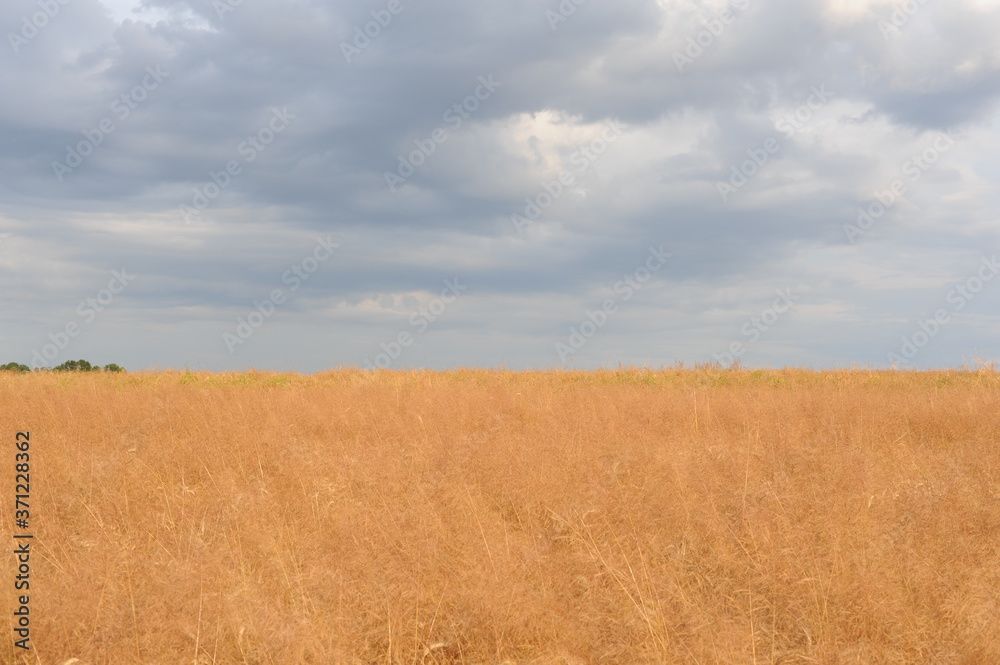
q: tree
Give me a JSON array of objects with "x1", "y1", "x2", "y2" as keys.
[
  {"x1": 5, "y1": 359, "x2": 125, "y2": 372},
  {"x1": 52, "y1": 359, "x2": 99, "y2": 372}
]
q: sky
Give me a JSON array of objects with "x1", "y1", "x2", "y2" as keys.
[{"x1": 1, "y1": 0, "x2": 999, "y2": 372}]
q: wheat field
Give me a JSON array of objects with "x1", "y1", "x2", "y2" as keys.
[{"x1": 2, "y1": 368, "x2": 998, "y2": 664}]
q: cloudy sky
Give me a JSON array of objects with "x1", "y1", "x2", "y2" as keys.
[{"x1": 2, "y1": 0, "x2": 999, "y2": 372}]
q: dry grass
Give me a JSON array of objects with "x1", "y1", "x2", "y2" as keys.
[{"x1": 2, "y1": 367, "x2": 999, "y2": 664}]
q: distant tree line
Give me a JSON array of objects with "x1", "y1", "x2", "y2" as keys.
[{"x1": 1, "y1": 360, "x2": 125, "y2": 373}]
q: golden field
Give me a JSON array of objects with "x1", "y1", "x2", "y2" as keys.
[{"x1": 2, "y1": 368, "x2": 999, "y2": 665}]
